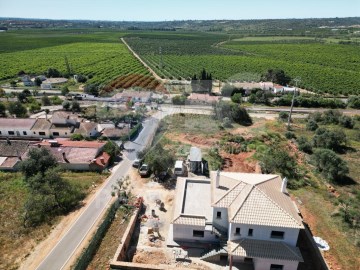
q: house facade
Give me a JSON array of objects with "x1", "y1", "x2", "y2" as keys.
[{"x1": 170, "y1": 171, "x2": 304, "y2": 270}]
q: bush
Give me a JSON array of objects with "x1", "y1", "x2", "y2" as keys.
[
  {"x1": 8, "y1": 101, "x2": 27, "y2": 117},
  {"x1": 214, "y1": 101, "x2": 252, "y2": 126},
  {"x1": 339, "y1": 115, "x2": 354, "y2": 129},
  {"x1": 222, "y1": 117, "x2": 232, "y2": 128},
  {"x1": 41, "y1": 95, "x2": 51, "y2": 106},
  {"x1": 312, "y1": 149, "x2": 349, "y2": 182},
  {"x1": 172, "y1": 95, "x2": 186, "y2": 105},
  {"x1": 231, "y1": 93, "x2": 242, "y2": 104},
  {"x1": 322, "y1": 109, "x2": 342, "y2": 124},
  {"x1": 285, "y1": 131, "x2": 296, "y2": 139},
  {"x1": 312, "y1": 128, "x2": 347, "y2": 152},
  {"x1": 70, "y1": 134, "x2": 84, "y2": 141},
  {"x1": 347, "y1": 96, "x2": 360, "y2": 109},
  {"x1": 84, "y1": 84, "x2": 99, "y2": 97},
  {"x1": 278, "y1": 111, "x2": 289, "y2": 122},
  {"x1": 297, "y1": 136, "x2": 313, "y2": 154},
  {"x1": 306, "y1": 119, "x2": 318, "y2": 131},
  {"x1": 62, "y1": 100, "x2": 71, "y2": 110}
]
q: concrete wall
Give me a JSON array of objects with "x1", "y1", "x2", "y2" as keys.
[
  {"x1": 229, "y1": 223, "x2": 300, "y2": 246},
  {"x1": 59, "y1": 163, "x2": 90, "y2": 171},
  {"x1": 212, "y1": 207, "x2": 229, "y2": 232},
  {"x1": 50, "y1": 129, "x2": 71, "y2": 137},
  {"x1": 173, "y1": 224, "x2": 217, "y2": 243},
  {"x1": 112, "y1": 205, "x2": 142, "y2": 263}
]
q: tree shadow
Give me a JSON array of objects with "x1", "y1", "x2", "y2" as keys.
[{"x1": 335, "y1": 176, "x2": 357, "y2": 186}]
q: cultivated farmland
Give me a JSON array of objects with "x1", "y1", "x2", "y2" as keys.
[
  {"x1": 124, "y1": 32, "x2": 360, "y2": 95},
  {"x1": 0, "y1": 30, "x2": 150, "y2": 85}
]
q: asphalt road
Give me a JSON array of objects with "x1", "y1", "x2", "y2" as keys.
[{"x1": 35, "y1": 113, "x2": 162, "y2": 270}]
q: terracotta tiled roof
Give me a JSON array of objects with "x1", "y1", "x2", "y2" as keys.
[
  {"x1": 172, "y1": 215, "x2": 206, "y2": 227},
  {"x1": 0, "y1": 140, "x2": 32, "y2": 156},
  {"x1": 210, "y1": 172, "x2": 303, "y2": 229},
  {"x1": 38, "y1": 140, "x2": 105, "y2": 148},
  {"x1": 229, "y1": 239, "x2": 303, "y2": 261}
]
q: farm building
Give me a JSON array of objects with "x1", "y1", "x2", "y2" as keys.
[
  {"x1": 187, "y1": 93, "x2": 221, "y2": 105},
  {"x1": 0, "y1": 139, "x2": 36, "y2": 171}
]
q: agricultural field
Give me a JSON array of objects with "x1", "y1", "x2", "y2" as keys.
[
  {"x1": 103, "y1": 74, "x2": 164, "y2": 92},
  {"x1": 125, "y1": 32, "x2": 360, "y2": 95},
  {"x1": 0, "y1": 30, "x2": 150, "y2": 85}
]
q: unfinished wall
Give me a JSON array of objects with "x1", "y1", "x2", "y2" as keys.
[{"x1": 111, "y1": 204, "x2": 143, "y2": 263}]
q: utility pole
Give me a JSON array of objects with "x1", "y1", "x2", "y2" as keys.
[{"x1": 287, "y1": 77, "x2": 301, "y2": 130}]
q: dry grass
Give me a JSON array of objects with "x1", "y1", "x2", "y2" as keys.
[{"x1": 0, "y1": 171, "x2": 107, "y2": 270}]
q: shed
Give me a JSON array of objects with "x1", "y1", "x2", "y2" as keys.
[{"x1": 188, "y1": 147, "x2": 202, "y2": 174}]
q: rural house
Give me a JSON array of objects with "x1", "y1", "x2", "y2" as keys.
[
  {"x1": 0, "y1": 139, "x2": 35, "y2": 171},
  {"x1": 169, "y1": 171, "x2": 304, "y2": 270}
]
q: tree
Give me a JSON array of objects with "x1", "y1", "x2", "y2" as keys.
[
  {"x1": 103, "y1": 141, "x2": 120, "y2": 165},
  {"x1": 297, "y1": 136, "x2": 313, "y2": 154},
  {"x1": 306, "y1": 119, "x2": 318, "y2": 131},
  {"x1": 71, "y1": 100, "x2": 81, "y2": 112},
  {"x1": 8, "y1": 101, "x2": 27, "y2": 117},
  {"x1": 61, "y1": 86, "x2": 69, "y2": 96},
  {"x1": 259, "y1": 147, "x2": 299, "y2": 181},
  {"x1": 347, "y1": 96, "x2": 360, "y2": 109},
  {"x1": 262, "y1": 69, "x2": 291, "y2": 85},
  {"x1": 10, "y1": 80, "x2": 17, "y2": 87},
  {"x1": 142, "y1": 143, "x2": 175, "y2": 175},
  {"x1": 231, "y1": 93, "x2": 242, "y2": 104},
  {"x1": 29, "y1": 102, "x2": 41, "y2": 113},
  {"x1": 278, "y1": 112, "x2": 289, "y2": 122},
  {"x1": 339, "y1": 115, "x2": 354, "y2": 129},
  {"x1": 34, "y1": 77, "x2": 42, "y2": 87},
  {"x1": 51, "y1": 95, "x2": 63, "y2": 105},
  {"x1": 45, "y1": 68, "x2": 61, "y2": 78},
  {"x1": 191, "y1": 69, "x2": 212, "y2": 93},
  {"x1": 76, "y1": 74, "x2": 87, "y2": 83},
  {"x1": 0, "y1": 102, "x2": 6, "y2": 116},
  {"x1": 20, "y1": 147, "x2": 58, "y2": 178},
  {"x1": 312, "y1": 128, "x2": 347, "y2": 152},
  {"x1": 84, "y1": 84, "x2": 99, "y2": 97},
  {"x1": 322, "y1": 109, "x2": 342, "y2": 124},
  {"x1": 62, "y1": 100, "x2": 71, "y2": 111},
  {"x1": 172, "y1": 95, "x2": 186, "y2": 105},
  {"x1": 70, "y1": 134, "x2": 84, "y2": 141},
  {"x1": 311, "y1": 149, "x2": 349, "y2": 182},
  {"x1": 214, "y1": 101, "x2": 252, "y2": 126},
  {"x1": 41, "y1": 95, "x2": 51, "y2": 106}
]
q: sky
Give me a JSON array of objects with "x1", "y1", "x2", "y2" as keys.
[{"x1": 0, "y1": 0, "x2": 359, "y2": 21}]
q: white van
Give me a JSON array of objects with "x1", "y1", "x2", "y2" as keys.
[{"x1": 174, "y1": 160, "x2": 186, "y2": 176}]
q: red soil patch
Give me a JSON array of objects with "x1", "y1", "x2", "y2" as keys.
[{"x1": 221, "y1": 151, "x2": 257, "y2": 173}]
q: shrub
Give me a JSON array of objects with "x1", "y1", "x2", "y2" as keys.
[
  {"x1": 322, "y1": 109, "x2": 342, "y2": 124},
  {"x1": 339, "y1": 115, "x2": 354, "y2": 129},
  {"x1": 297, "y1": 136, "x2": 313, "y2": 154},
  {"x1": 278, "y1": 111, "x2": 289, "y2": 122},
  {"x1": 347, "y1": 96, "x2": 360, "y2": 109},
  {"x1": 285, "y1": 131, "x2": 296, "y2": 139},
  {"x1": 312, "y1": 128, "x2": 347, "y2": 152},
  {"x1": 306, "y1": 119, "x2": 318, "y2": 131},
  {"x1": 311, "y1": 149, "x2": 349, "y2": 182},
  {"x1": 172, "y1": 95, "x2": 186, "y2": 105},
  {"x1": 231, "y1": 93, "x2": 242, "y2": 104}
]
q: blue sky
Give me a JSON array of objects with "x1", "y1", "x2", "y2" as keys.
[{"x1": 0, "y1": 0, "x2": 359, "y2": 21}]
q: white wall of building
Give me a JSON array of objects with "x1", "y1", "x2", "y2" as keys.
[
  {"x1": 229, "y1": 223, "x2": 300, "y2": 246},
  {"x1": 0, "y1": 127, "x2": 34, "y2": 138},
  {"x1": 212, "y1": 207, "x2": 229, "y2": 232},
  {"x1": 253, "y1": 258, "x2": 299, "y2": 270},
  {"x1": 173, "y1": 224, "x2": 217, "y2": 243}
]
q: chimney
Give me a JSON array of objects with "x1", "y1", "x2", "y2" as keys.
[
  {"x1": 62, "y1": 152, "x2": 69, "y2": 163},
  {"x1": 216, "y1": 169, "x2": 220, "y2": 188},
  {"x1": 281, "y1": 177, "x2": 288, "y2": 193},
  {"x1": 6, "y1": 137, "x2": 10, "y2": 145}
]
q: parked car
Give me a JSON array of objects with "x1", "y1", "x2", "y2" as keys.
[
  {"x1": 132, "y1": 158, "x2": 141, "y2": 168},
  {"x1": 139, "y1": 164, "x2": 150, "y2": 177}
]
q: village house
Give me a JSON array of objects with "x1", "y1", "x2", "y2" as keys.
[
  {"x1": 0, "y1": 139, "x2": 36, "y2": 171},
  {"x1": 112, "y1": 90, "x2": 153, "y2": 103},
  {"x1": 21, "y1": 75, "x2": 34, "y2": 86},
  {"x1": 0, "y1": 118, "x2": 37, "y2": 137},
  {"x1": 169, "y1": 171, "x2": 304, "y2": 270},
  {"x1": 40, "y1": 77, "x2": 68, "y2": 90},
  {"x1": 187, "y1": 93, "x2": 221, "y2": 105},
  {"x1": 27, "y1": 139, "x2": 110, "y2": 171}
]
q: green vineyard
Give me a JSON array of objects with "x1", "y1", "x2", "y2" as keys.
[
  {"x1": 125, "y1": 32, "x2": 360, "y2": 95},
  {"x1": 0, "y1": 30, "x2": 150, "y2": 85}
]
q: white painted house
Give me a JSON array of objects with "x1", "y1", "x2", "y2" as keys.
[{"x1": 169, "y1": 171, "x2": 304, "y2": 270}]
